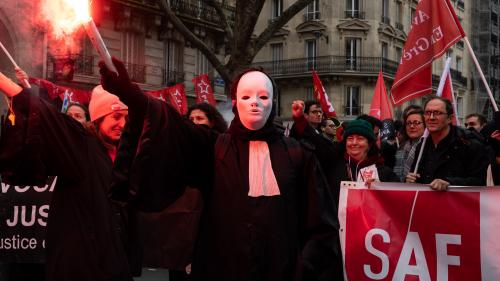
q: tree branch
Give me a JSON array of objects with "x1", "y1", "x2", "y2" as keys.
[
  {"x1": 158, "y1": 0, "x2": 231, "y2": 82},
  {"x1": 206, "y1": 0, "x2": 234, "y2": 52},
  {"x1": 252, "y1": 0, "x2": 314, "y2": 56}
]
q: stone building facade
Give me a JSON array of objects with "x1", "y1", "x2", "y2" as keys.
[{"x1": 252, "y1": 0, "x2": 474, "y2": 122}]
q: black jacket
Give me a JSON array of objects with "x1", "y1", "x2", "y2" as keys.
[
  {"x1": 412, "y1": 125, "x2": 489, "y2": 186},
  {"x1": 0, "y1": 90, "x2": 132, "y2": 281}
]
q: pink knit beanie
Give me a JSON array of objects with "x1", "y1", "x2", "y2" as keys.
[{"x1": 89, "y1": 85, "x2": 128, "y2": 121}]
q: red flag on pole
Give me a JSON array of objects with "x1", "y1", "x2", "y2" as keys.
[
  {"x1": 29, "y1": 77, "x2": 91, "y2": 104},
  {"x1": 192, "y1": 74, "x2": 216, "y2": 106},
  {"x1": 312, "y1": 70, "x2": 336, "y2": 117},
  {"x1": 369, "y1": 71, "x2": 393, "y2": 120},
  {"x1": 167, "y1": 83, "x2": 188, "y2": 115},
  {"x1": 391, "y1": 0, "x2": 465, "y2": 106},
  {"x1": 146, "y1": 88, "x2": 169, "y2": 103}
]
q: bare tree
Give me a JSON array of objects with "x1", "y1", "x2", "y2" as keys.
[{"x1": 158, "y1": 0, "x2": 314, "y2": 94}]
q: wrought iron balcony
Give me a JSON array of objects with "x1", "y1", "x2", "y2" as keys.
[
  {"x1": 395, "y1": 22, "x2": 404, "y2": 30},
  {"x1": 169, "y1": 0, "x2": 234, "y2": 26},
  {"x1": 344, "y1": 106, "x2": 361, "y2": 116},
  {"x1": 124, "y1": 62, "x2": 146, "y2": 83},
  {"x1": 164, "y1": 70, "x2": 185, "y2": 85},
  {"x1": 450, "y1": 69, "x2": 467, "y2": 85},
  {"x1": 252, "y1": 56, "x2": 399, "y2": 78},
  {"x1": 73, "y1": 55, "x2": 94, "y2": 76},
  {"x1": 457, "y1": 0, "x2": 464, "y2": 10},
  {"x1": 344, "y1": 10, "x2": 365, "y2": 19}
]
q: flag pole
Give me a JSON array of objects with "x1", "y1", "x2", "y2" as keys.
[
  {"x1": 464, "y1": 37, "x2": 499, "y2": 112},
  {"x1": 0, "y1": 41, "x2": 31, "y2": 88},
  {"x1": 437, "y1": 57, "x2": 460, "y2": 125}
]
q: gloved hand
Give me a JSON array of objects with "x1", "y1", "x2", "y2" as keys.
[{"x1": 98, "y1": 57, "x2": 136, "y2": 99}]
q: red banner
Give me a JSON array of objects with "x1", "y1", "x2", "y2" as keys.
[
  {"x1": 369, "y1": 71, "x2": 393, "y2": 120},
  {"x1": 192, "y1": 74, "x2": 216, "y2": 106},
  {"x1": 391, "y1": 0, "x2": 465, "y2": 106},
  {"x1": 312, "y1": 70, "x2": 336, "y2": 117},
  {"x1": 339, "y1": 182, "x2": 500, "y2": 281},
  {"x1": 29, "y1": 77, "x2": 91, "y2": 105}
]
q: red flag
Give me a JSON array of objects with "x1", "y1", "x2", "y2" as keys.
[
  {"x1": 312, "y1": 70, "x2": 336, "y2": 117},
  {"x1": 391, "y1": 0, "x2": 465, "y2": 106},
  {"x1": 167, "y1": 83, "x2": 188, "y2": 115},
  {"x1": 29, "y1": 77, "x2": 91, "y2": 104},
  {"x1": 192, "y1": 74, "x2": 216, "y2": 106},
  {"x1": 369, "y1": 71, "x2": 393, "y2": 120},
  {"x1": 147, "y1": 88, "x2": 169, "y2": 103},
  {"x1": 442, "y1": 73, "x2": 458, "y2": 125}
]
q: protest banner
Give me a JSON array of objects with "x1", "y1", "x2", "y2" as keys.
[
  {"x1": 339, "y1": 181, "x2": 500, "y2": 281},
  {"x1": 0, "y1": 177, "x2": 56, "y2": 262}
]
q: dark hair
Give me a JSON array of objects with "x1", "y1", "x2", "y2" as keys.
[
  {"x1": 465, "y1": 113, "x2": 487, "y2": 126},
  {"x1": 403, "y1": 104, "x2": 423, "y2": 119},
  {"x1": 187, "y1": 103, "x2": 228, "y2": 133},
  {"x1": 424, "y1": 96, "x2": 453, "y2": 115},
  {"x1": 66, "y1": 103, "x2": 90, "y2": 121},
  {"x1": 402, "y1": 106, "x2": 425, "y2": 141},
  {"x1": 304, "y1": 100, "x2": 321, "y2": 114},
  {"x1": 356, "y1": 114, "x2": 383, "y2": 130}
]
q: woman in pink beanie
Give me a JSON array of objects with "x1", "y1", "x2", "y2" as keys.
[
  {"x1": 0, "y1": 69, "x2": 133, "y2": 281},
  {"x1": 88, "y1": 85, "x2": 128, "y2": 161}
]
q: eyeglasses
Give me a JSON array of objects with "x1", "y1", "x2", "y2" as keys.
[
  {"x1": 464, "y1": 122, "x2": 477, "y2": 128},
  {"x1": 406, "y1": 121, "x2": 424, "y2": 127},
  {"x1": 310, "y1": 110, "x2": 323, "y2": 115},
  {"x1": 424, "y1": 110, "x2": 448, "y2": 117}
]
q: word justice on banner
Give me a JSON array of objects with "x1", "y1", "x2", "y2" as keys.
[
  {"x1": 0, "y1": 177, "x2": 57, "y2": 263},
  {"x1": 338, "y1": 181, "x2": 500, "y2": 281}
]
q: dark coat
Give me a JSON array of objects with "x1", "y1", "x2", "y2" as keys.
[
  {"x1": 113, "y1": 95, "x2": 338, "y2": 281},
  {"x1": 412, "y1": 125, "x2": 489, "y2": 186},
  {"x1": 0, "y1": 90, "x2": 132, "y2": 281},
  {"x1": 291, "y1": 116, "x2": 399, "y2": 203}
]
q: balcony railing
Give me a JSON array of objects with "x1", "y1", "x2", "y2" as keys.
[
  {"x1": 381, "y1": 16, "x2": 391, "y2": 25},
  {"x1": 450, "y1": 69, "x2": 467, "y2": 85},
  {"x1": 344, "y1": 106, "x2": 361, "y2": 116},
  {"x1": 73, "y1": 55, "x2": 94, "y2": 76},
  {"x1": 457, "y1": 0, "x2": 465, "y2": 10},
  {"x1": 169, "y1": 0, "x2": 234, "y2": 26},
  {"x1": 395, "y1": 22, "x2": 404, "y2": 30},
  {"x1": 252, "y1": 56, "x2": 399, "y2": 78},
  {"x1": 124, "y1": 62, "x2": 146, "y2": 83},
  {"x1": 304, "y1": 11, "x2": 321, "y2": 21},
  {"x1": 344, "y1": 10, "x2": 365, "y2": 19},
  {"x1": 164, "y1": 70, "x2": 185, "y2": 85}
]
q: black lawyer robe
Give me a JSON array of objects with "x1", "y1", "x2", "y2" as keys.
[
  {"x1": 0, "y1": 89, "x2": 132, "y2": 281},
  {"x1": 113, "y1": 95, "x2": 338, "y2": 281}
]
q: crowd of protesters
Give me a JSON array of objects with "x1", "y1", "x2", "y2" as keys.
[{"x1": 0, "y1": 61, "x2": 499, "y2": 281}]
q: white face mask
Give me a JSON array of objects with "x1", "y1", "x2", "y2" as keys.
[{"x1": 236, "y1": 71, "x2": 273, "y2": 130}]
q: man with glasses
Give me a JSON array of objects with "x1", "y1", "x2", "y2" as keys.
[
  {"x1": 406, "y1": 96, "x2": 489, "y2": 190},
  {"x1": 303, "y1": 100, "x2": 324, "y2": 133}
]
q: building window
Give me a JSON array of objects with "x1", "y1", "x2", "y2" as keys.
[
  {"x1": 305, "y1": 0, "x2": 320, "y2": 21},
  {"x1": 271, "y1": 43, "x2": 283, "y2": 74},
  {"x1": 305, "y1": 87, "x2": 314, "y2": 101},
  {"x1": 306, "y1": 39, "x2": 317, "y2": 70},
  {"x1": 446, "y1": 49, "x2": 453, "y2": 59},
  {"x1": 346, "y1": 0, "x2": 361, "y2": 18},
  {"x1": 165, "y1": 40, "x2": 183, "y2": 85},
  {"x1": 382, "y1": 0, "x2": 390, "y2": 24},
  {"x1": 271, "y1": 0, "x2": 283, "y2": 19},
  {"x1": 345, "y1": 86, "x2": 361, "y2": 116},
  {"x1": 121, "y1": 31, "x2": 145, "y2": 83},
  {"x1": 345, "y1": 37, "x2": 361, "y2": 70},
  {"x1": 381, "y1": 42, "x2": 389, "y2": 59},
  {"x1": 409, "y1": 7, "x2": 416, "y2": 29},
  {"x1": 196, "y1": 49, "x2": 211, "y2": 76},
  {"x1": 395, "y1": 2, "x2": 403, "y2": 30},
  {"x1": 456, "y1": 56, "x2": 463, "y2": 73},
  {"x1": 395, "y1": 47, "x2": 402, "y2": 63},
  {"x1": 456, "y1": 96, "x2": 463, "y2": 122}
]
